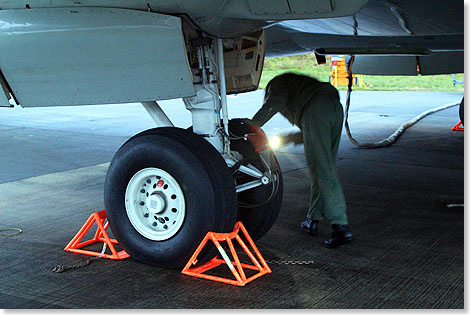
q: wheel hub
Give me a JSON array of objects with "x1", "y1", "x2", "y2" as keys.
[
  {"x1": 125, "y1": 168, "x2": 186, "y2": 241},
  {"x1": 146, "y1": 192, "x2": 166, "y2": 214}
]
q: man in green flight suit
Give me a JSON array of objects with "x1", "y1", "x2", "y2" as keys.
[{"x1": 252, "y1": 72, "x2": 353, "y2": 248}]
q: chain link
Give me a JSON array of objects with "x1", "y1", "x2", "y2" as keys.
[
  {"x1": 52, "y1": 256, "x2": 101, "y2": 273},
  {"x1": 265, "y1": 260, "x2": 315, "y2": 265},
  {"x1": 52, "y1": 243, "x2": 107, "y2": 273}
]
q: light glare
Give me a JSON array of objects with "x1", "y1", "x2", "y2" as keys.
[{"x1": 269, "y1": 136, "x2": 281, "y2": 150}]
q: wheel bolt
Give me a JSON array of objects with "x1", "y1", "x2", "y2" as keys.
[
  {"x1": 158, "y1": 217, "x2": 165, "y2": 224},
  {"x1": 147, "y1": 179, "x2": 151, "y2": 183},
  {"x1": 140, "y1": 189, "x2": 145, "y2": 193},
  {"x1": 163, "y1": 224, "x2": 168, "y2": 229},
  {"x1": 140, "y1": 201, "x2": 145, "y2": 206},
  {"x1": 144, "y1": 213, "x2": 149, "y2": 218},
  {"x1": 164, "y1": 217, "x2": 169, "y2": 221},
  {"x1": 171, "y1": 208, "x2": 177, "y2": 213},
  {"x1": 152, "y1": 222, "x2": 157, "y2": 226}
]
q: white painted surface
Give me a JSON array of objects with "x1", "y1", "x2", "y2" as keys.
[
  {"x1": 0, "y1": 8, "x2": 195, "y2": 107},
  {"x1": 0, "y1": 88, "x2": 10, "y2": 107},
  {"x1": 125, "y1": 167, "x2": 186, "y2": 241}
]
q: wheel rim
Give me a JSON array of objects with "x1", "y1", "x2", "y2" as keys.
[{"x1": 125, "y1": 168, "x2": 186, "y2": 241}]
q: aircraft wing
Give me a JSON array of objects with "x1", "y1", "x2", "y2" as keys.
[
  {"x1": 0, "y1": 0, "x2": 370, "y2": 38},
  {"x1": 265, "y1": 0, "x2": 463, "y2": 75},
  {"x1": 0, "y1": 0, "x2": 463, "y2": 107}
]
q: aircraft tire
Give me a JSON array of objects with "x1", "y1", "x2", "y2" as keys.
[
  {"x1": 229, "y1": 119, "x2": 284, "y2": 241},
  {"x1": 459, "y1": 97, "x2": 464, "y2": 126},
  {"x1": 104, "y1": 127, "x2": 237, "y2": 268}
]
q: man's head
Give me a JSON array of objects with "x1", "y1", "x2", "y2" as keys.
[{"x1": 264, "y1": 72, "x2": 320, "y2": 101}]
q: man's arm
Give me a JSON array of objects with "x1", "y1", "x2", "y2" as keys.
[
  {"x1": 252, "y1": 102, "x2": 278, "y2": 127},
  {"x1": 252, "y1": 79, "x2": 289, "y2": 127}
]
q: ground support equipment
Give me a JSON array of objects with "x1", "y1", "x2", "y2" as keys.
[
  {"x1": 452, "y1": 121, "x2": 464, "y2": 131},
  {"x1": 181, "y1": 221, "x2": 271, "y2": 286},
  {"x1": 64, "y1": 210, "x2": 129, "y2": 260}
]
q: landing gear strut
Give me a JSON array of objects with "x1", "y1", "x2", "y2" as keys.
[{"x1": 104, "y1": 34, "x2": 282, "y2": 268}]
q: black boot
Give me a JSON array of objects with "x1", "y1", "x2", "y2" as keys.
[
  {"x1": 300, "y1": 218, "x2": 319, "y2": 235},
  {"x1": 323, "y1": 224, "x2": 354, "y2": 248}
]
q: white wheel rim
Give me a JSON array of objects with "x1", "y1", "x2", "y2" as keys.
[{"x1": 125, "y1": 168, "x2": 186, "y2": 241}]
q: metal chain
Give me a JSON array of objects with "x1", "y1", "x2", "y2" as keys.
[
  {"x1": 219, "y1": 244, "x2": 315, "y2": 266},
  {"x1": 52, "y1": 256, "x2": 101, "y2": 273},
  {"x1": 52, "y1": 243, "x2": 107, "y2": 273},
  {"x1": 265, "y1": 260, "x2": 315, "y2": 265},
  {"x1": 52, "y1": 257, "x2": 315, "y2": 272}
]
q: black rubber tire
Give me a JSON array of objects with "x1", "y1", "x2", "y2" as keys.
[
  {"x1": 459, "y1": 97, "x2": 464, "y2": 126},
  {"x1": 140, "y1": 128, "x2": 238, "y2": 234},
  {"x1": 228, "y1": 119, "x2": 284, "y2": 240},
  {"x1": 104, "y1": 127, "x2": 237, "y2": 268}
]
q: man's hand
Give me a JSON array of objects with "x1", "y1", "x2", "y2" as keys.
[
  {"x1": 271, "y1": 132, "x2": 303, "y2": 149},
  {"x1": 283, "y1": 132, "x2": 303, "y2": 145}
]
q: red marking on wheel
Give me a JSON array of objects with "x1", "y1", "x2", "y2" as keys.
[{"x1": 157, "y1": 180, "x2": 164, "y2": 187}]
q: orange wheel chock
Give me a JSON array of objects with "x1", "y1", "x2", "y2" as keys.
[
  {"x1": 64, "y1": 210, "x2": 129, "y2": 260},
  {"x1": 181, "y1": 221, "x2": 272, "y2": 286},
  {"x1": 452, "y1": 121, "x2": 464, "y2": 131}
]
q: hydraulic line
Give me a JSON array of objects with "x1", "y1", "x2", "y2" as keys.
[{"x1": 344, "y1": 56, "x2": 459, "y2": 148}]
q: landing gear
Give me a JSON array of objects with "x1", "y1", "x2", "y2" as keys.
[
  {"x1": 104, "y1": 32, "x2": 279, "y2": 268},
  {"x1": 104, "y1": 128, "x2": 237, "y2": 268},
  {"x1": 228, "y1": 119, "x2": 283, "y2": 240},
  {"x1": 235, "y1": 154, "x2": 283, "y2": 241}
]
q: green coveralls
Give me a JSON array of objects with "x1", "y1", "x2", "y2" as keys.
[{"x1": 252, "y1": 73, "x2": 348, "y2": 225}]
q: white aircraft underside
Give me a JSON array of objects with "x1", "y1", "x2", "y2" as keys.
[
  {"x1": 0, "y1": 0, "x2": 463, "y2": 107},
  {"x1": 0, "y1": 0, "x2": 463, "y2": 268},
  {"x1": 0, "y1": 0, "x2": 463, "y2": 108}
]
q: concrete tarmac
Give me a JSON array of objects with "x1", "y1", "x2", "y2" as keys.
[{"x1": 0, "y1": 91, "x2": 464, "y2": 308}]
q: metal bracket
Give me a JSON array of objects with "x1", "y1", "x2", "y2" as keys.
[
  {"x1": 225, "y1": 158, "x2": 266, "y2": 193},
  {"x1": 141, "y1": 101, "x2": 174, "y2": 127},
  {"x1": 0, "y1": 68, "x2": 17, "y2": 107}
]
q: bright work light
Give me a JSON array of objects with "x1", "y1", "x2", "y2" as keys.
[{"x1": 269, "y1": 135, "x2": 281, "y2": 150}]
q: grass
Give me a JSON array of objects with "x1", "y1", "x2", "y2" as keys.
[{"x1": 260, "y1": 53, "x2": 464, "y2": 92}]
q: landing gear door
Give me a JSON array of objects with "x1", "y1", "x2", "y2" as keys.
[
  {"x1": 0, "y1": 8, "x2": 195, "y2": 107},
  {"x1": 223, "y1": 31, "x2": 266, "y2": 94}
]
